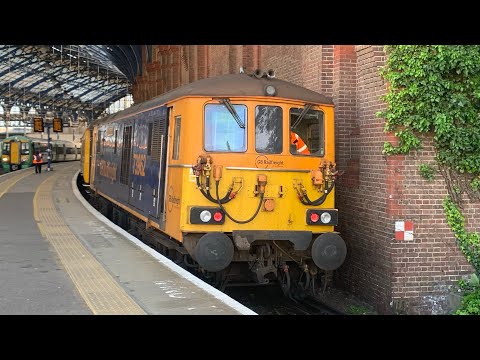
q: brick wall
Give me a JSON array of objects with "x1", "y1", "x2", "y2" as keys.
[
  {"x1": 390, "y1": 134, "x2": 474, "y2": 314},
  {"x1": 132, "y1": 45, "x2": 182, "y2": 103},
  {"x1": 351, "y1": 46, "x2": 474, "y2": 314},
  {"x1": 260, "y1": 45, "x2": 304, "y2": 86},
  {"x1": 132, "y1": 45, "x2": 477, "y2": 314},
  {"x1": 331, "y1": 45, "x2": 394, "y2": 313},
  {"x1": 321, "y1": 46, "x2": 334, "y2": 96},
  {"x1": 207, "y1": 45, "x2": 231, "y2": 76},
  {"x1": 242, "y1": 45, "x2": 260, "y2": 74},
  {"x1": 135, "y1": 45, "x2": 325, "y2": 98}
]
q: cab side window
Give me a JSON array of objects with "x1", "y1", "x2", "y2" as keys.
[{"x1": 289, "y1": 107, "x2": 324, "y2": 156}]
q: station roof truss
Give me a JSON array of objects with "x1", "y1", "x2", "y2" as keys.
[{"x1": 0, "y1": 45, "x2": 142, "y2": 121}]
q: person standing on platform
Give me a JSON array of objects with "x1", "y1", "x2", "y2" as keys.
[{"x1": 33, "y1": 151, "x2": 43, "y2": 174}]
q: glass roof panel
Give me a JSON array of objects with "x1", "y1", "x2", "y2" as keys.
[{"x1": 0, "y1": 45, "x2": 141, "y2": 121}]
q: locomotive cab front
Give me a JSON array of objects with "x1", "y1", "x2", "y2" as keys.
[{"x1": 173, "y1": 73, "x2": 347, "y2": 294}]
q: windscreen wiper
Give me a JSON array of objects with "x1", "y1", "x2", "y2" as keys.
[
  {"x1": 221, "y1": 98, "x2": 245, "y2": 129},
  {"x1": 291, "y1": 103, "x2": 312, "y2": 129}
]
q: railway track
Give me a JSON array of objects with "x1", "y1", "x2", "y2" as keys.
[
  {"x1": 285, "y1": 295, "x2": 345, "y2": 315},
  {"x1": 224, "y1": 285, "x2": 345, "y2": 315}
]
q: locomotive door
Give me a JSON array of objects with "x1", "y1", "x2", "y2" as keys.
[
  {"x1": 98, "y1": 121, "x2": 134, "y2": 205},
  {"x1": 10, "y1": 141, "x2": 21, "y2": 169}
]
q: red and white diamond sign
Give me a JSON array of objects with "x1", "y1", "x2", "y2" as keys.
[{"x1": 395, "y1": 221, "x2": 414, "y2": 241}]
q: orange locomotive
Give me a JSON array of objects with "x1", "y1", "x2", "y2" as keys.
[{"x1": 79, "y1": 69, "x2": 346, "y2": 295}]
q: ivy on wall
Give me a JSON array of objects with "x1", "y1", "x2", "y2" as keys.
[
  {"x1": 381, "y1": 45, "x2": 480, "y2": 179},
  {"x1": 379, "y1": 45, "x2": 480, "y2": 314}
]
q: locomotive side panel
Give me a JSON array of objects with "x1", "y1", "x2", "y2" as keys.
[
  {"x1": 92, "y1": 106, "x2": 170, "y2": 223},
  {"x1": 93, "y1": 119, "x2": 131, "y2": 205},
  {"x1": 163, "y1": 99, "x2": 205, "y2": 240},
  {"x1": 129, "y1": 106, "x2": 168, "y2": 221}
]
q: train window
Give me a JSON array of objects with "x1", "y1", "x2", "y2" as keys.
[
  {"x1": 21, "y1": 142, "x2": 29, "y2": 155},
  {"x1": 173, "y1": 116, "x2": 181, "y2": 160},
  {"x1": 97, "y1": 130, "x2": 103, "y2": 154},
  {"x1": 114, "y1": 129, "x2": 118, "y2": 154},
  {"x1": 2, "y1": 142, "x2": 10, "y2": 155},
  {"x1": 147, "y1": 123, "x2": 153, "y2": 156},
  {"x1": 120, "y1": 126, "x2": 133, "y2": 185},
  {"x1": 255, "y1": 105, "x2": 283, "y2": 154},
  {"x1": 289, "y1": 107, "x2": 324, "y2": 156},
  {"x1": 204, "y1": 103, "x2": 247, "y2": 152}
]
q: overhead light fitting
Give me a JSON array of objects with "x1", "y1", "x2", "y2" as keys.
[{"x1": 10, "y1": 105, "x2": 21, "y2": 116}]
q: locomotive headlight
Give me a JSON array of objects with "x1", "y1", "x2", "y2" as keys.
[
  {"x1": 199, "y1": 210, "x2": 212, "y2": 223},
  {"x1": 2, "y1": 156, "x2": 8, "y2": 162},
  {"x1": 264, "y1": 85, "x2": 277, "y2": 96},
  {"x1": 320, "y1": 212, "x2": 332, "y2": 224}
]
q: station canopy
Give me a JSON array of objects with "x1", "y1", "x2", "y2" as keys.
[{"x1": 0, "y1": 45, "x2": 141, "y2": 122}]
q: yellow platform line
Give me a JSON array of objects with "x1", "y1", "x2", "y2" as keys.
[{"x1": 33, "y1": 173, "x2": 146, "y2": 315}]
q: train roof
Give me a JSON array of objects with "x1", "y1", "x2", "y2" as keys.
[
  {"x1": 96, "y1": 73, "x2": 334, "y2": 124},
  {"x1": 2, "y1": 135, "x2": 30, "y2": 142},
  {"x1": 29, "y1": 137, "x2": 80, "y2": 146},
  {"x1": 2, "y1": 134, "x2": 79, "y2": 146}
]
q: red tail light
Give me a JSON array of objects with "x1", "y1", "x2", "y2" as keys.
[
  {"x1": 213, "y1": 211, "x2": 223, "y2": 222},
  {"x1": 310, "y1": 213, "x2": 320, "y2": 223}
]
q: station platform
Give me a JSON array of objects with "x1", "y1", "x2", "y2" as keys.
[{"x1": 0, "y1": 162, "x2": 256, "y2": 315}]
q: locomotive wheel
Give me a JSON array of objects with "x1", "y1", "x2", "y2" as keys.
[
  {"x1": 213, "y1": 270, "x2": 230, "y2": 291},
  {"x1": 279, "y1": 269, "x2": 291, "y2": 296},
  {"x1": 298, "y1": 270, "x2": 311, "y2": 291},
  {"x1": 290, "y1": 270, "x2": 311, "y2": 301},
  {"x1": 11, "y1": 164, "x2": 18, "y2": 171},
  {"x1": 194, "y1": 232, "x2": 234, "y2": 272}
]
